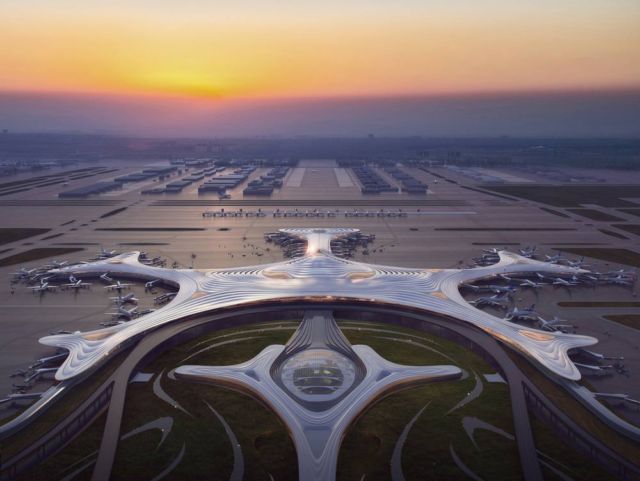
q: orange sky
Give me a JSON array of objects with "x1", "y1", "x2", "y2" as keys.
[{"x1": 1, "y1": 0, "x2": 640, "y2": 100}]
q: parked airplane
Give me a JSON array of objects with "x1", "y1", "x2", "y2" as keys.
[
  {"x1": 469, "y1": 294, "x2": 510, "y2": 309},
  {"x1": 110, "y1": 292, "x2": 138, "y2": 305},
  {"x1": 109, "y1": 306, "x2": 139, "y2": 320},
  {"x1": 506, "y1": 304, "x2": 539, "y2": 321},
  {"x1": 29, "y1": 279, "x2": 57, "y2": 293},
  {"x1": 29, "y1": 352, "x2": 68, "y2": 369},
  {"x1": 519, "y1": 279, "x2": 545, "y2": 289},
  {"x1": 12, "y1": 267, "x2": 39, "y2": 280},
  {"x1": 604, "y1": 275, "x2": 634, "y2": 287},
  {"x1": 578, "y1": 349, "x2": 624, "y2": 362},
  {"x1": 0, "y1": 392, "x2": 45, "y2": 406},
  {"x1": 154, "y1": 292, "x2": 177, "y2": 304},
  {"x1": 537, "y1": 316, "x2": 575, "y2": 333},
  {"x1": 545, "y1": 252, "x2": 567, "y2": 264},
  {"x1": 574, "y1": 363, "x2": 615, "y2": 376},
  {"x1": 487, "y1": 284, "x2": 518, "y2": 294},
  {"x1": 12, "y1": 267, "x2": 37, "y2": 276},
  {"x1": 100, "y1": 320, "x2": 126, "y2": 327},
  {"x1": 93, "y1": 246, "x2": 118, "y2": 260},
  {"x1": 145, "y1": 279, "x2": 161, "y2": 290},
  {"x1": 45, "y1": 259, "x2": 69, "y2": 269},
  {"x1": 497, "y1": 274, "x2": 516, "y2": 283},
  {"x1": 567, "y1": 257, "x2": 589, "y2": 268},
  {"x1": 605, "y1": 269, "x2": 636, "y2": 278},
  {"x1": 104, "y1": 281, "x2": 133, "y2": 292},
  {"x1": 49, "y1": 329, "x2": 74, "y2": 335},
  {"x1": 24, "y1": 367, "x2": 58, "y2": 384},
  {"x1": 141, "y1": 256, "x2": 165, "y2": 266},
  {"x1": 61, "y1": 275, "x2": 91, "y2": 290},
  {"x1": 519, "y1": 246, "x2": 537, "y2": 258},
  {"x1": 552, "y1": 277, "x2": 579, "y2": 287},
  {"x1": 99, "y1": 273, "x2": 114, "y2": 283}
]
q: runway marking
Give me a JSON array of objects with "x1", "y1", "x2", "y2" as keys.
[
  {"x1": 286, "y1": 168, "x2": 306, "y2": 187},
  {"x1": 334, "y1": 168, "x2": 354, "y2": 187}
]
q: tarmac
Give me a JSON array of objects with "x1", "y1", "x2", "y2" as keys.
[{"x1": 0, "y1": 159, "x2": 639, "y2": 423}]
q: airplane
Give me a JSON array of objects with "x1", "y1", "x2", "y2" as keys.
[
  {"x1": 109, "y1": 306, "x2": 139, "y2": 320},
  {"x1": 99, "y1": 273, "x2": 114, "y2": 283},
  {"x1": 61, "y1": 275, "x2": 92, "y2": 290},
  {"x1": 545, "y1": 252, "x2": 567, "y2": 264},
  {"x1": 536, "y1": 316, "x2": 575, "y2": 333},
  {"x1": 93, "y1": 246, "x2": 118, "y2": 260},
  {"x1": 24, "y1": 367, "x2": 58, "y2": 384},
  {"x1": 577, "y1": 273, "x2": 600, "y2": 284},
  {"x1": 141, "y1": 256, "x2": 165, "y2": 266},
  {"x1": 497, "y1": 274, "x2": 516, "y2": 283},
  {"x1": 104, "y1": 281, "x2": 133, "y2": 292},
  {"x1": 519, "y1": 246, "x2": 537, "y2": 258},
  {"x1": 552, "y1": 277, "x2": 579, "y2": 287},
  {"x1": 29, "y1": 352, "x2": 68, "y2": 369},
  {"x1": 11, "y1": 267, "x2": 42, "y2": 284},
  {"x1": 469, "y1": 294, "x2": 510, "y2": 309},
  {"x1": 574, "y1": 362, "x2": 615, "y2": 376},
  {"x1": 604, "y1": 269, "x2": 636, "y2": 279},
  {"x1": 0, "y1": 392, "x2": 45, "y2": 405},
  {"x1": 12, "y1": 267, "x2": 37, "y2": 276},
  {"x1": 29, "y1": 279, "x2": 58, "y2": 293},
  {"x1": 506, "y1": 304, "x2": 539, "y2": 321},
  {"x1": 519, "y1": 279, "x2": 545, "y2": 289},
  {"x1": 567, "y1": 257, "x2": 589, "y2": 268},
  {"x1": 100, "y1": 320, "x2": 126, "y2": 327},
  {"x1": 110, "y1": 292, "x2": 138, "y2": 305},
  {"x1": 145, "y1": 279, "x2": 161, "y2": 290},
  {"x1": 604, "y1": 275, "x2": 633, "y2": 287},
  {"x1": 577, "y1": 349, "x2": 624, "y2": 362},
  {"x1": 592, "y1": 392, "x2": 634, "y2": 406},
  {"x1": 45, "y1": 259, "x2": 69, "y2": 269},
  {"x1": 486, "y1": 284, "x2": 518, "y2": 295},
  {"x1": 154, "y1": 292, "x2": 177, "y2": 304},
  {"x1": 482, "y1": 248, "x2": 502, "y2": 255},
  {"x1": 471, "y1": 257, "x2": 497, "y2": 267}
]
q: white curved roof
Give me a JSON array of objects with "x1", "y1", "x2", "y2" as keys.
[{"x1": 41, "y1": 227, "x2": 597, "y2": 381}]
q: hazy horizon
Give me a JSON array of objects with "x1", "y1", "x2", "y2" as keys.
[{"x1": 2, "y1": 89, "x2": 639, "y2": 138}]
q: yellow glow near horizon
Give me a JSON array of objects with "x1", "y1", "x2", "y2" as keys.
[{"x1": 1, "y1": 1, "x2": 639, "y2": 100}]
